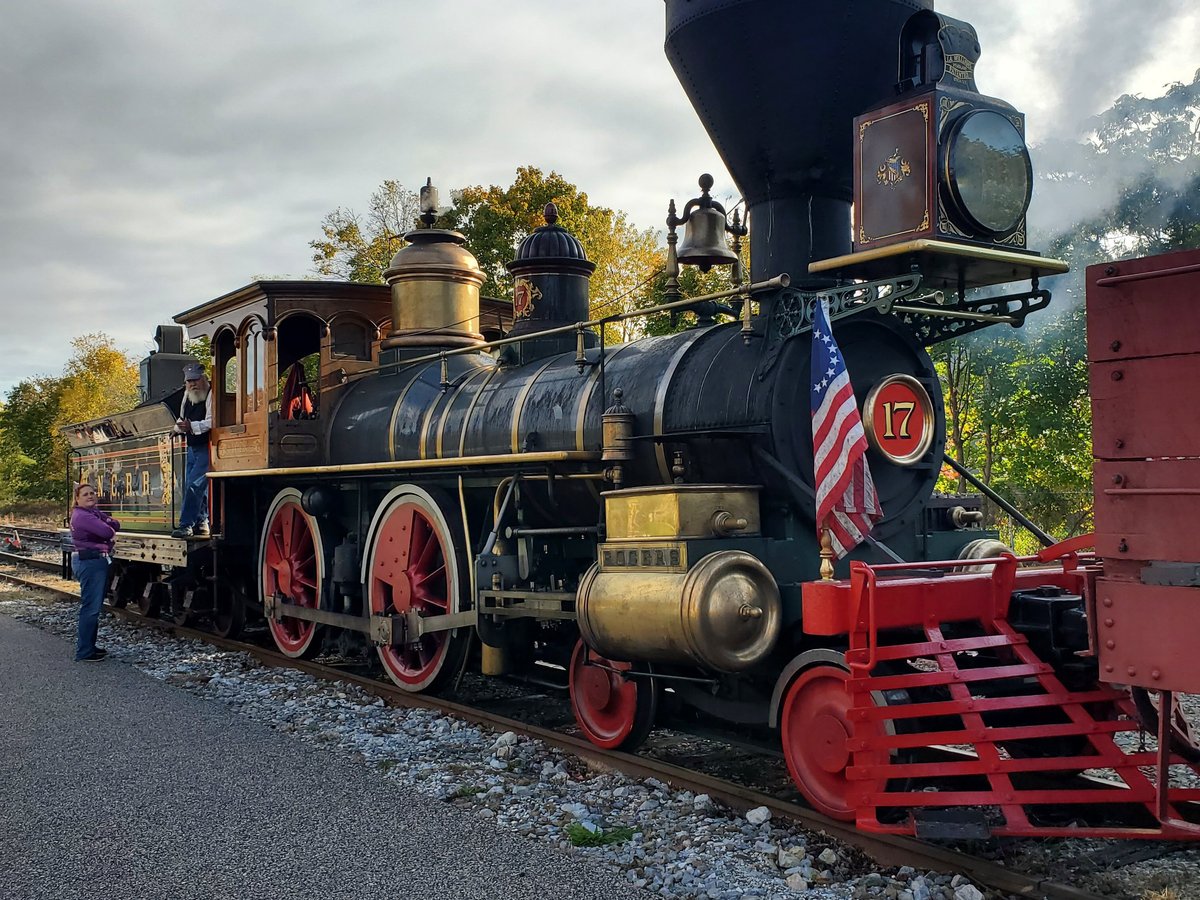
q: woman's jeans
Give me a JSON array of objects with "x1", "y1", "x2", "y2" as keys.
[
  {"x1": 74, "y1": 554, "x2": 109, "y2": 660},
  {"x1": 178, "y1": 444, "x2": 210, "y2": 529}
]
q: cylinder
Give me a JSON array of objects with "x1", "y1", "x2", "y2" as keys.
[{"x1": 576, "y1": 550, "x2": 781, "y2": 672}]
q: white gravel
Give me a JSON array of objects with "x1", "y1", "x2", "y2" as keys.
[{"x1": 3, "y1": 584, "x2": 1197, "y2": 899}]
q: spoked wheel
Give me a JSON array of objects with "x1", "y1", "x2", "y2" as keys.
[
  {"x1": 568, "y1": 640, "x2": 658, "y2": 751},
  {"x1": 171, "y1": 582, "x2": 192, "y2": 627},
  {"x1": 111, "y1": 565, "x2": 147, "y2": 610},
  {"x1": 139, "y1": 581, "x2": 168, "y2": 618},
  {"x1": 1132, "y1": 687, "x2": 1200, "y2": 764},
  {"x1": 260, "y1": 488, "x2": 324, "y2": 659},
  {"x1": 780, "y1": 650, "x2": 886, "y2": 821},
  {"x1": 212, "y1": 577, "x2": 247, "y2": 640},
  {"x1": 365, "y1": 485, "x2": 468, "y2": 692}
]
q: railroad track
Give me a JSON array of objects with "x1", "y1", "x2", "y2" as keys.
[
  {"x1": 0, "y1": 559, "x2": 1128, "y2": 899},
  {"x1": 0, "y1": 552, "x2": 61, "y2": 574},
  {"x1": 2, "y1": 523, "x2": 64, "y2": 552}
]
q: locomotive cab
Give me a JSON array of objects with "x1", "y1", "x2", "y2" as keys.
[
  {"x1": 175, "y1": 280, "x2": 513, "y2": 476},
  {"x1": 175, "y1": 281, "x2": 394, "y2": 473}
]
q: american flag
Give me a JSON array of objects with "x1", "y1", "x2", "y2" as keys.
[{"x1": 810, "y1": 297, "x2": 882, "y2": 558}]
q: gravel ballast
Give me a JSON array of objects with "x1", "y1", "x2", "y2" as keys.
[{"x1": 3, "y1": 585, "x2": 1198, "y2": 899}]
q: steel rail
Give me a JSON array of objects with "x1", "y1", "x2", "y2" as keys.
[
  {"x1": 0, "y1": 566, "x2": 1113, "y2": 900},
  {"x1": 3, "y1": 524, "x2": 64, "y2": 551},
  {"x1": 0, "y1": 552, "x2": 64, "y2": 575}
]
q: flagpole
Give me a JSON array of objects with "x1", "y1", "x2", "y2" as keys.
[{"x1": 819, "y1": 524, "x2": 836, "y2": 580}]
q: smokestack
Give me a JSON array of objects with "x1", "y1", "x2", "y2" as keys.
[{"x1": 663, "y1": 0, "x2": 932, "y2": 283}]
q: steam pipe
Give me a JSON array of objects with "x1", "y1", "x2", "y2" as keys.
[
  {"x1": 394, "y1": 274, "x2": 790, "y2": 370},
  {"x1": 942, "y1": 454, "x2": 1055, "y2": 547}
]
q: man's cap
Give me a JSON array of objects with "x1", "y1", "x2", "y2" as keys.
[{"x1": 183, "y1": 362, "x2": 205, "y2": 380}]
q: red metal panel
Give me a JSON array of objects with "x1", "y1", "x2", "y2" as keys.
[
  {"x1": 854, "y1": 96, "x2": 934, "y2": 249},
  {"x1": 1091, "y1": 353, "x2": 1200, "y2": 459},
  {"x1": 1094, "y1": 458, "x2": 1200, "y2": 560},
  {"x1": 1087, "y1": 248, "x2": 1200, "y2": 363},
  {"x1": 802, "y1": 563, "x2": 1081, "y2": 636},
  {"x1": 802, "y1": 573, "x2": 996, "y2": 636},
  {"x1": 1094, "y1": 577, "x2": 1200, "y2": 692}
]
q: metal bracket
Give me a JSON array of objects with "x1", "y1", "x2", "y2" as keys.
[
  {"x1": 895, "y1": 285, "x2": 1052, "y2": 345},
  {"x1": 370, "y1": 610, "x2": 477, "y2": 646},
  {"x1": 758, "y1": 271, "x2": 924, "y2": 377},
  {"x1": 759, "y1": 270, "x2": 1053, "y2": 377}
]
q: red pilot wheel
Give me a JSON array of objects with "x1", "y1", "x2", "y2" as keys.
[
  {"x1": 780, "y1": 653, "x2": 886, "y2": 820},
  {"x1": 260, "y1": 488, "x2": 323, "y2": 659},
  {"x1": 366, "y1": 486, "x2": 467, "y2": 693},
  {"x1": 569, "y1": 640, "x2": 658, "y2": 751}
]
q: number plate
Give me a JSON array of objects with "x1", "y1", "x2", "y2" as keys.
[{"x1": 863, "y1": 374, "x2": 934, "y2": 465}]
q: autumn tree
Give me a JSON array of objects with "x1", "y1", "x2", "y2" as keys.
[
  {"x1": 310, "y1": 180, "x2": 422, "y2": 283},
  {"x1": 309, "y1": 169, "x2": 664, "y2": 340},
  {"x1": 0, "y1": 335, "x2": 139, "y2": 507},
  {"x1": 0, "y1": 376, "x2": 65, "y2": 502}
]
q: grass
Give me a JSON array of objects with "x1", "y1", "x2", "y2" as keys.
[
  {"x1": 1144, "y1": 891, "x2": 1179, "y2": 900},
  {"x1": 564, "y1": 822, "x2": 636, "y2": 847},
  {"x1": 0, "y1": 502, "x2": 63, "y2": 526},
  {"x1": 452, "y1": 784, "x2": 485, "y2": 798}
]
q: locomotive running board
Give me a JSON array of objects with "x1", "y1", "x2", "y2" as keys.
[{"x1": 834, "y1": 557, "x2": 1200, "y2": 839}]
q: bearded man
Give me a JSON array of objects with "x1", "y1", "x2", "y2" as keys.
[{"x1": 172, "y1": 362, "x2": 213, "y2": 538}]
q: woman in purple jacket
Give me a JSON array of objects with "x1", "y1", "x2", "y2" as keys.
[{"x1": 70, "y1": 483, "x2": 120, "y2": 662}]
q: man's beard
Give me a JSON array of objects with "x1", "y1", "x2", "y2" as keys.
[{"x1": 185, "y1": 385, "x2": 208, "y2": 404}]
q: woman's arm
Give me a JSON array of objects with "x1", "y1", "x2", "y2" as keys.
[{"x1": 72, "y1": 510, "x2": 116, "y2": 544}]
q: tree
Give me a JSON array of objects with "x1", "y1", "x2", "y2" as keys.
[
  {"x1": 48, "y1": 335, "x2": 140, "y2": 487},
  {"x1": 310, "y1": 169, "x2": 665, "y2": 341},
  {"x1": 0, "y1": 335, "x2": 139, "y2": 507},
  {"x1": 444, "y1": 168, "x2": 663, "y2": 341},
  {"x1": 310, "y1": 180, "x2": 422, "y2": 283},
  {"x1": 932, "y1": 71, "x2": 1200, "y2": 550},
  {"x1": 0, "y1": 376, "x2": 65, "y2": 502}
]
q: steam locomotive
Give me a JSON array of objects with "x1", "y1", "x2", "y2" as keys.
[{"x1": 62, "y1": 0, "x2": 1200, "y2": 839}]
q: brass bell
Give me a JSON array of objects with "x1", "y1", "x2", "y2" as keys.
[
  {"x1": 673, "y1": 174, "x2": 739, "y2": 272},
  {"x1": 677, "y1": 206, "x2": 739, "y2": 271}
]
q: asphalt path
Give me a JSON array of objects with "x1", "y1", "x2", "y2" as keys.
[{"x1": 0, "y1": 614, "x2": 649, "y2": 900}]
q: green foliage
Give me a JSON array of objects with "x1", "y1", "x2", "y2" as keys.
[
  {"x1": 937, "y1": 70, "x2": 1200, "y2": 548},
  {"x1": 309, "y1": 180, "x2": 420, "y2": 284},
  {"x1": 934, "y1": 308, "x2": 1092, "y2": 550},
  {"x1": 638, "y1": 263, "x2": 745, "y2": 338},
  {"x1": 0, "y1": 334, "x2": 138, "y2": 508},
  {"x1": 563, "y1": 822, "x2": 636, "y2": 847},
  {"x1": 0, "y1": 376, "x2": 65, "y2": 502},
  {"x1": 310, "y1": 168, "x2": 666, "y2": 342},
  {"x1": 444, "y1": 167, "x2": 664, "y2": 338},
  {"x1": 184, "y1": 334, "x2": 211, "y2": 368}
]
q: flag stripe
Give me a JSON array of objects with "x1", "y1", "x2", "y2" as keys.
[{"x1": 810, "y1": 297, "x2": 883, "y2": 561}]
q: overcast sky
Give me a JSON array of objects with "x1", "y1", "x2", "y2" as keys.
[{"x1": 2, "y1": 0, "x2": 1197, "y2": 397}]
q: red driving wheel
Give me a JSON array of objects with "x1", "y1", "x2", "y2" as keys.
[
  {"x1": 367, "y1": 487, "x2": 465, "y2": 692},
  {"x1": 780, "y1": 660, "x2": 885, "y2": 820},
  {"x1": 261, "y1": 489, "x2": 322, "y2": 658},
  {"x1": 569, "y1": 640, "x2": 657, "y2": 751}
]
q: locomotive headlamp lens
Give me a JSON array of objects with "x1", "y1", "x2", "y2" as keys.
[{"x1": 942, "y1": 109, "x2": 1032, "y2": 237}]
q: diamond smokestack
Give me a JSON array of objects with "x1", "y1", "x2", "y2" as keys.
[{"x1": 663, "y1": 0, "x2": 933, "y2": 283}]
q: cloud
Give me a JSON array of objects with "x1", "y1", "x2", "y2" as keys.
[{"x1": 1, "y1": 0, "x2": 1197, "y2": 398}]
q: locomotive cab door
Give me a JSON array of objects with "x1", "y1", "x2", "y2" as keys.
[{"x1": 269, "y1": 312, "x2": 325, "y2": 468}]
